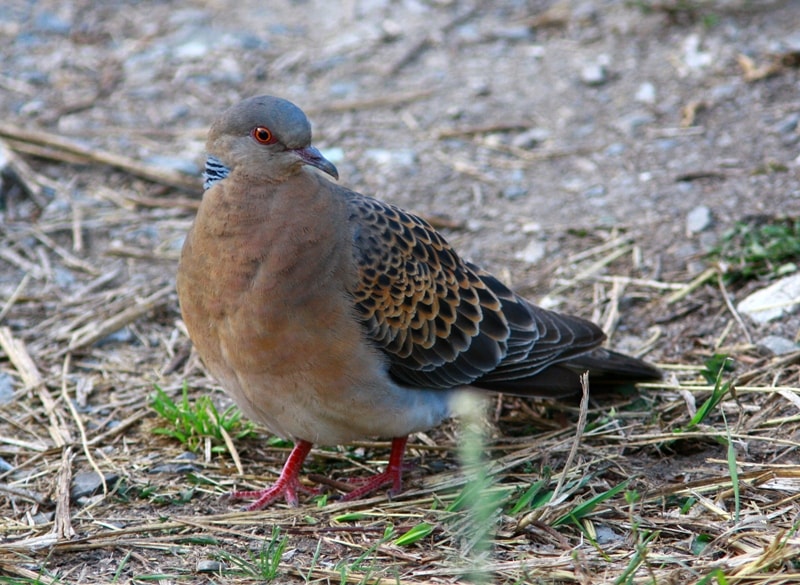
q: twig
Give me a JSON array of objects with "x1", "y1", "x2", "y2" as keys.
[
  {"x1": 0, "y1": 137, "x2": 54, "y2": 208},
  {"x1": 217, "y1": 424, "x2": 244, "y2": 476},
  {"x1": 0, "y1": 272, "x2": 31, "y2": 323},
  {"x1": 717, "y1": 271, "x2": 753, "y2": 345},
  {"x1": 549, "y1": 244, "x2": 634, "y2": 297},
  {"x1": 550, "y1": 372, "x2": 590, "y2": 504},
  {"x1": 310, "y1": 89, "x2": 437, "y2": 115},
  {"x1": 382, "y1": 4, "x2": 479, "y2": 76},
  {"x1": 87, "y1": 408, "x2": 151, "y2": 447},
  {"x1": 665, "y1": 266, "x2": 717, "y2": 305},
  {"x1": 52, "y1": 446, "x2": 76, "y2": 541},
  {"x1": 62, "y1": 354, "x2": 107, "y2": 496},
  {"x1": 0, "y1": 122, "x2": 198, "y2": 191},
  {"x1": 32, "y1": 228, "x2": 99, "y2": 275},
  {"x1": 0, "y1": 326, "x2": 74, "y2": 445},
  {"x1": 66, "y1": 284, "x2": 173, "y2": 351},
  {"x1": 600, "y1": 277, "x2": 627, "y2": 341},
  {"x1": 436, "y1": 122, "x2": 534, "y2": 139}
]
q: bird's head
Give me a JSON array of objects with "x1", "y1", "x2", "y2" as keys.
[{"x1": 205, "y1": 95, "x2": 339, "y2": 188}]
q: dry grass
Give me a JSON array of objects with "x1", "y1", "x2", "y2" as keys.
[{"x1": 1, "y1": 132, "x2": 799, "y2": 585}]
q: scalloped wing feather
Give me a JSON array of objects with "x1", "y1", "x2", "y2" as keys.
[{"x1": 345, "y1": 192, "x2": 610, "y2": 395}]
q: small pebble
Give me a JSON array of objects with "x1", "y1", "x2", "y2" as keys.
[
  {"x1": 521, "y1": 221, "x2": 542, "y2": 234},
  {"x1": 594, "y1": 524, "x2": 622, "y2": 545},
  {"x1": 149, "y1": 453, "x2": 198, "y2": 474},
  {"x1": 757, "y1": 335, "x2": 798, "y2": 356},
  {"x1": 580, "y1": 63, "x2": 608, "y2": 86},
  {"x1": 682, "y1": 34, "x2": 712, "y2": 70},
  {"x1": 686, "y1": 205, "x2": 712, "y2": 234},
  {"x1": 634, "y1": 82, "x2": 656, "y2": 104},
  {"x1": 196, "y1": 560, "x2": 225, "y2": 573},
  {"x1": 71, "y1": 471, "x2": 120, "y2": 500}
]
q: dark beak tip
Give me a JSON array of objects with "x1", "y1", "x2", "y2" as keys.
[{"x1": 297, "y1": 146, "x2": 339, "y2": 181}]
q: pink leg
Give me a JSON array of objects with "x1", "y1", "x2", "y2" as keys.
[
  {"x1": 231, "y1": 440, "x2": 316, "y2": 509},
  {"x1": 341, "y1": 436, "x2": 409, "y2": 501}
]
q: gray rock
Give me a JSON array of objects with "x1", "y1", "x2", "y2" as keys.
[
  {"x1": 757, "y1": 335, "x2": 798, "y2": 356},
  {"x1": 71, "y1": 471, "x2": 120, "y2": 500},
  {"x1": 737, "y1": 273, "x2": 800, "y2": 323},
  {"x1": 149, "y1": 452, "x2": 198, "y2": 474},
  {"x1": 196, "y1": 560, "x2": 224, "y2": 573},
  {"x1": 686, "y1": 205, "x2": 712, "y2": 234},
  {"x1": 594, "y1": 524, "x2": 623, "y2": 545}
]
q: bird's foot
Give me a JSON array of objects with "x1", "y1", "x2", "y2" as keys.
[
  {"x1": 339, "y1": 467, "x2": 403, "y2": 501},
  {"x1": 230, "y1": 439, "x2": 315, "y2": 510},
  {"x1": 339, "y1": 436, "x2": 409, "y2": 501},
  {"x1": 231, "y1": 477, "x2": 319, "y2": 510}
]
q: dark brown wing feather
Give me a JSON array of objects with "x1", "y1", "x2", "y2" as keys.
[{"x1": 343, "y1": 192, "x2": 658, "y2": 397}]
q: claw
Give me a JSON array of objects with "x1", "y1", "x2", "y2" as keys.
[
  {"x1": 340, "y1": 436, "x2": 409, "y2": 501},
  {"x1": 230, "y1": 440, "x2": 314, "y2": 509}
]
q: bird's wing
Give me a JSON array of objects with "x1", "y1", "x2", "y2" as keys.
[{"x1": 345, "y1": 192, "x2": 605, "y2": 392}]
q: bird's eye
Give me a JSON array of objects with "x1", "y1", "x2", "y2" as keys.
[{"x1": 251, "y1": 126, "x2": 275, "y2": 144}]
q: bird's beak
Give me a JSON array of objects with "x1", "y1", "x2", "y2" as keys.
[{"x1": 295, "y1": 146, "x2": 339, "y2": 180}]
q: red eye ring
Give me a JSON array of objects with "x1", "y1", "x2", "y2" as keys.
[{"x1": 251, "y1": 126, "x2": 275, "y2": 144}]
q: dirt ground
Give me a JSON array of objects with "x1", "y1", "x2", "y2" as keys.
[{"x1": 1, "y1": 1, "x2": 799, "y2": 583}]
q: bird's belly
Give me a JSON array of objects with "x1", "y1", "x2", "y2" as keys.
[
  {"x1": 199, "y1": 309, "x2": 455, "y2": 446},
  {"x1": 208, "y1": 355, "x2": 456, "y2": 445}
]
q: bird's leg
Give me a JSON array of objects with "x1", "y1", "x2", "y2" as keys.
[
  {"x1": 340, "y1": 436, "x2": 409, "y2": 501},
  {"x1": 231, "y1": 439, "x2": 317, "y2": 509}
]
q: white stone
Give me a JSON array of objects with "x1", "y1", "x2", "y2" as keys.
[{"x1": 737, "y1": 273, "x2": 800, "y2": 323}]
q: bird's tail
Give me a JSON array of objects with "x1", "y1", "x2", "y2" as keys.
[{"x1": 472, "y1": 348, "x2": 660, "y2": 397}]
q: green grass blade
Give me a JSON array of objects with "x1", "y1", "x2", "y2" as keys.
[{"x1": 553, "y1": 479, "x2": 630, "y2": 527}]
